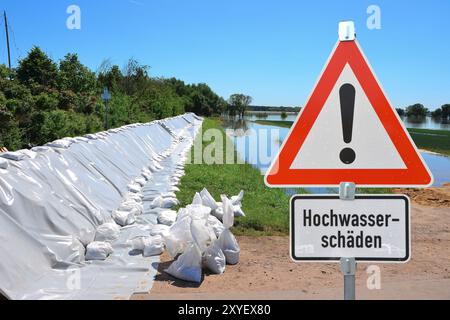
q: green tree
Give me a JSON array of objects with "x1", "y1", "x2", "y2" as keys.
[
  {"x1": 396, "y1": 108, "x2": 405, "y2": 117},
  {"x1": 57, "y1": 53, "x2": 97, "y2": 94},
  {"x1": 405, "y1": 103, "x2": 428, "y2": 117},
  {"x1": 441, "y1": 104, "x2": 450, "y2": 120},
  {"x1": 228, "y1": 94, "x2": 253, "y2": 118},
  {"x1": 17, "y1": 47, "x2": 58, "y2": 89}
]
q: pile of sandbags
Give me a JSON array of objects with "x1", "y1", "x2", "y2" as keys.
[{"x1": 161, "y1": 189, "x2": 244, "y2": 283}]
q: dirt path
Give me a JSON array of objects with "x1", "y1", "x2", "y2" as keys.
[
  {"x1": 395, "y1": 183, "x2": 450, "y2": 207},
  {"x1": 134, "y1": 197, "x2": 450, "y2": 300}
]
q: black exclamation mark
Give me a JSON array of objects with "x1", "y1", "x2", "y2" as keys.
[{"x1": 339, "y1": 83, "x2": 356, "y2": 164}]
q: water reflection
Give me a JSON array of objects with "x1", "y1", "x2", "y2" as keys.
[{"x1": 223, "y1": 115, "x2": 450, "y2": 189}]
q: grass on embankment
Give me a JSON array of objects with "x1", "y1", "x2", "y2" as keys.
[
  {"x1": 254, "y1": 120, "x2": 450, "y2": 156},
  {"x1": 408, "y1": 128, "x2": 450, "y2": 156},
  {"x1": 175, "y1": 118, "x2": 298, "y2": 236}
]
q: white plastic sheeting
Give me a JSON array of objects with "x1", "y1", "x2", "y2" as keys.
[{"x1": 0, "y1": 113, "x2": 202, "y2": 300}]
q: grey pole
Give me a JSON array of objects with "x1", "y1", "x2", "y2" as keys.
[
  {"x1": 102, "y1": 88, "x2": 111, "y2": 130},
  {"x1": 340, "y1": 257, "x2": 357, "y2": 300},
  {"x1": 339, "y1": 182, "x2": 357, "y2": 300}
]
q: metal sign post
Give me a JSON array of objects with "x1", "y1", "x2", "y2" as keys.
[
  {"x1": 339, "y1": 182, "x2": 356, "y2": 300},
  {"x1": 102, "y1": 87, "x2": 111, "y2": 130}
]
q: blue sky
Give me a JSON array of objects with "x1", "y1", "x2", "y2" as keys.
[{"x1": 0, "y1": 0, "x2": 449, "y2": 110}]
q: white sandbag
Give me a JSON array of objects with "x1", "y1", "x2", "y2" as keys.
[
  {"x1": 112, "y1": 210, "x2": 136, "y2": 227},
  {"x1": 200, "y1": 188, "x2": 219, "y2": 211},
  {"x1": 190, "y1": 219, "x2": 214, "y2": 253},
  {"x1": 150, "y1": 196, "x2": 164, "y2": 208},
  {"x1": 150, "y1": 224, "x2": 170, "y2": 237},
  {"x1": 233, "y1": 205, "x2": 246, "y2": 218},
  {"x1": 118, "y1": 201, "x2": 144, "y2": 215},
  {"x1": 157, "y1": 210, "x2": 177, "y2": 226},
  {"x1": 141, "y1": 171, "x2": 152, "y2": 180},
  {"x1": 170, "y1": 186, "x2": 180, "y2": 192},
  {"x1": 134, "y1": 177, "x2": 147, "y2": 187},
  {"x1": 164, "y1": 216, "x2": 193, "y2": 258},
  {"x1": 221, "y1": 195, "x2": 235, "y2": 229},
  {"x1": 0, "y1": 152, "x2": 27, "y2": 161},
  {"x1": 79, "y1": 228, "x2": 96, "y2": 246},
  {"x1": 186, "y1": 205, "x2": 211, "y2": 221},
  {"x1": 162, "y1": 197, "x2": 179, "y2": 208},
  {"x1": 192, "y1": 193, "x2": 203, "y2": 205},
  {"x1": 46, "y1": 139, "x2": 73, "y2": 149},
  {"x1": 176, "y1": 208, "x2": 190, "y2": 221},
  {"x1": 212, "y1": 206, "x2": 224, "y2": 221},
  {"x1": 18, "y1": 149, "x2": 38, "y2": 159},
  {"x1": 165, "y1": 244, "x2": 202, "y2": 283},
  {"x1": 130, "y1": 235, "x2": 164, "y2": 257},
  {"x1": 143, "y1": 236, "x2": 165, "y2": 257},
  {"x1": 85, "y1": 242, "x2": 113, "y2": 261},
  {"x1": 231, "y1": 190, "x2": 245, "y2": 206},
  {"x1": 128, "y1": 183, "x2": 142, "y2": 193},
  {"x1": 218, "y1": 229, "x2": 240, "y2": 265},
  {"x1": 0, "y1": 158, "x2": 8, "y2": 169},
  {"x1": 203, "y1": 241, "x2": 226, "y2": 275},
  {"x1": 95, "y1": 223, "x2": 121, "y2": 242},
  {"x1": 207, "y1": 215, "x2": 225, "y2": 238},
  {"x1": 151, "y1": 196, "x2": 179, "y2": 209},
  {"x1": 124, "y1": 193, "x2": 143, "y2": 203}
]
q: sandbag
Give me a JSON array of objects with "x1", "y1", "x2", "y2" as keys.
[
  {"x1": 118, "y1": 201, "x2": 144, "y2": 215},
  {"x1": 200, "y1": 188, "x2": 219, "y2": 211},
  {"x1": 192, "y1": 192, "x2": 203, "y2": 205},
  {"x1": 217, "y1": 229, "x2": 240, "y2": 265},
  {"x1": 95, "y1": 223, "x2": 121, "y2": 242},
  {"x1": 164, "y1": 216, "x2": 193, "y2": 258},
  {"x1": 203, "y1": 241, "x2": 226, "y2": 274},
  {"x1": 130, "y1": 236, "x2": 165, "y2": 257},
  {"x1": 150, "y1": 224, "x2": 170, "y2": 237},
  {"x1": 231, "y1": 190, "x2": 245, "y2": 206},
  {"x1": 85, "y1": 242, "x2": 113, "y2": 261},
  {"x1": 112, "y1": 210, "x2": 136, "y2": 227},
  {"x1": 233, "y1": 205, "x2": 246, "y2": 218},
  {"x1": 143, "y1": 236, "x2": 165, "y2": 257},
  {"x1": 0, "y1": 158, "x2": 9, "y2": 169},
  {"x1": 157, "y1": 210, "x2": 177, "y2": 226},
  {"x1": 128, "y1": 183, "x2": 142, "y2": 193},
  {"x1": 191, "y1": 219, "x2": 215, "y2": 253},
  {"x1": 165, "y1": 244, "x2": 202, "y2": 283},
  {"x1": 134, "y1": 177, "x2": 147, "y2": 187},
  {"x1": 221, "y1": 196, "x2": 235, "y2": 229},
  {"x1": 186, "y1": 204, "x2": 211, "y2": 221},
  {"x1": 212, "y1": 206, "x2": 224, "y2": 221},
  {"x1": 151, "y1": 196, "x2": 179, "y2": 209},
  {"x1": 207, "y1": 215, "x2": 225, "y2": 238}
]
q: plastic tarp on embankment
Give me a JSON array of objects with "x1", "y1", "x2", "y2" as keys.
[{"x1": 0, "y1": 113, "x2": 203, "y2": 300}]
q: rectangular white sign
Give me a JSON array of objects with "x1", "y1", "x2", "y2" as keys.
[{"x1": 291, "y1": 195, "x2": 410, "y2": 262}]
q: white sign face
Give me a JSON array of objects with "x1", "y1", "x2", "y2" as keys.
[
  {"x1": 290, "y1": 64, "x2": 406, "y2": 170},
  {"x1": 291, "y1": 195, "x2": 410, "y2": 262}
]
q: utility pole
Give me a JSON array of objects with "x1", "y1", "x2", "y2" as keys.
[{"x1": 4, "y1": 11, "x2": 11, "y2": 71}]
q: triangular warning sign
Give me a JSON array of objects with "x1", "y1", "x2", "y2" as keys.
[{"x1": 265, "y1": 40, "x2": 433, "y2": 188}]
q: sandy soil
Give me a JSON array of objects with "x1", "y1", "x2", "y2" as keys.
[
  {"x1": 133, "y1": 191, "x2": 450, "y2": 300},
  {"x1": 395, "y1": 183, "x2": 450, "y2": 208}
]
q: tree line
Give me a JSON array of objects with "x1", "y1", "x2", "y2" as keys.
[
  {"x1": 396, "y1": 103, "x2": 450, "y2": 119},
  {"x1": 1, "y1": 46, "x2": 246, "y2": 151}
]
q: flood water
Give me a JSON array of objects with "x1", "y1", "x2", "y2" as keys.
[
  {"x1": 223, "y1": 115, "x2": 450, "y2": 189},
  {"x1": 244, "y1": 112, "x2": 450, "y2": 131}
]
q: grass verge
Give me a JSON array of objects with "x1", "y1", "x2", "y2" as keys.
[
  {"x1": 254, "y1": 120, "x2": 450, "y2": 156},
  {"x1": 176, "y1": 118, "x2": 300, "y2": 236},
  {"x1": 408, "y1": 128, "x2": 450, "y2": 156}
]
